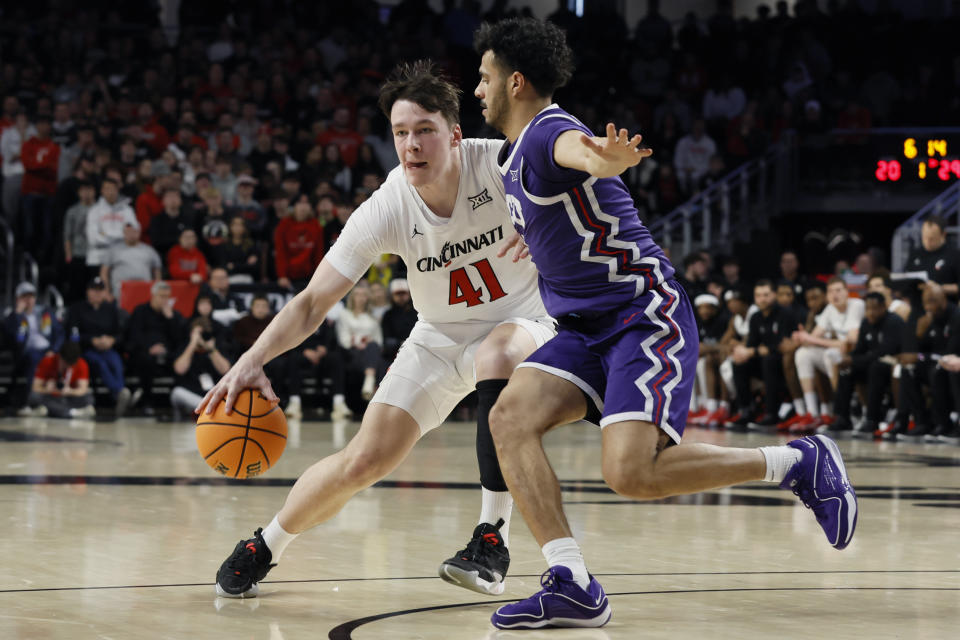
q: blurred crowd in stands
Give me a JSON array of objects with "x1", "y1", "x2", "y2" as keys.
[
  {"x1": 682, "y1": 215, "x2": 960, "y2": 445},
  {"x1": 2, "y1": 0, "x2": 959, "y2": 436}
]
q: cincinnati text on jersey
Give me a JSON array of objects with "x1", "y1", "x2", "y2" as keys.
[{"x1": 416, "y1": 225, "x2": 505, "y2": 272}]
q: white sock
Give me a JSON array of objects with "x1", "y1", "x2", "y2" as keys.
[
  {"x1": 720, "y1": 400, "x2": 730, "y2": 411},
  {"x1": 793, "y1": 398, "x2": 806, "y2": 416},
  {"x1": 261, "y1": 514, "x2": 298, "y2": 563},
  {"x1": 289, "y1": 394, "x2": 300, "y2": 403},
  {"x1": 706, "y1": 398, "x2": 719, "y2": 413},
  {"x1": 759, "y1": 446, "x2": 802, "y2": 483},
  {"x1": 821, "y1": 402, "x2": 833, "y2": 417},
  {"x1": 803, "y1": 392, "x2": 819, "y2": 416},
  {"x1": 541, "y1": 537, "x2": 590, "y2": 589},
  {"x1": 333, "y1": 393, "x2": 346, "y2": 406},
  {"x1": 479, "y1": 488, "x2": 513, "y2": 548}
]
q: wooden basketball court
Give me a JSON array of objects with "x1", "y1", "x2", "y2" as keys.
[{"x1": 1, "y1": 416, "x2": 958, "y2": 639}]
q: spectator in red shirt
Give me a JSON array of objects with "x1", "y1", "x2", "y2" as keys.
[
  {"x1": 194, "y1": 63, "x2": 234, "y2": 108},
  {"x1": 274, "y1": 198, "x2": 324, "y2": 290},
  {"x1": 135, "y1": 172, "x2": 167, "y2": 243},
  {"x1": 315, "y1": 106, "x2": 363, "y2": 168},
  {"x1": 167, "y1": 228, "x2": 210, "y2": 284},
  {"x1": 130, "y1": 103, "x2": 170, "y2": 155},
  {"x1": 24, "y1": 341, "x2": 96, "y2": 418},
  {"x1": 20, "y1": 113, "x2": 61, "y2": 262},
  {"x1": 172, "y1": 122, "x2": 209, "y2": 153}
]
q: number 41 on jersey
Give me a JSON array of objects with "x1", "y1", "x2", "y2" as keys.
[{"x1": 448, "y1": 258, "x2": 507, "y2": 307}]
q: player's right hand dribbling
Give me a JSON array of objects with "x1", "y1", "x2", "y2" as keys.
[{"x1": 195, "y1": 354, "x2": 280, "y2": 416}]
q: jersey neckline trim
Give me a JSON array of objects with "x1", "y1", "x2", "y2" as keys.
[{"x1": 497, "y1": 103, "x2": 560, "y2": 176}]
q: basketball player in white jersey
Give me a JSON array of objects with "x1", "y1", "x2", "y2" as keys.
[{"x1": 199, "y1": 61, "x2": 555, "y2": 599}]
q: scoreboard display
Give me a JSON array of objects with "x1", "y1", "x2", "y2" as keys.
[{"x1": 874, "y1": 134, "x2": 960, "y2": 183}]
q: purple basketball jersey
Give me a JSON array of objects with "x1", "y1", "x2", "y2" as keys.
[{"x1": 497, "y1": 105, "x2": 675, "y2": 318}]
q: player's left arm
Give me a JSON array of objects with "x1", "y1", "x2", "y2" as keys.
[{"x1": 553, "y1": 123, "x2": 653, "y2": 179}]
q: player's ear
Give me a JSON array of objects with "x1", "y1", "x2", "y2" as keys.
[
  {"x1": 450, "y1": 123, "x2": 463, "y2": 147},
  {"x1": 510, "y1": 72, "x2": 523, "y2": 97}
]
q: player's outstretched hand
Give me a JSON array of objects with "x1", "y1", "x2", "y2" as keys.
[
  {"x1": 497, "y1": 231, "x2": 530, "y2": 262},
  {"x1": 195, "y1": 354, "x2": 280, "y2": 416},
  {"x1": 579, "y1": 123, "x2": 653, "y2": 178}
]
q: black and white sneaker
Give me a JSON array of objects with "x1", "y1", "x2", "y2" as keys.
[
  {"x1": 925, "y1": 424, "x2": 951, "y2": 443},
  {"x1": 438, "y1": 519, "x2": 510, "y2": 595},
  {"x1": 215, "y1": 528, "x2": 276, "y2": 598},
  {"x1": 940, "y1": 424, "x2": 960, "y2": 445}
]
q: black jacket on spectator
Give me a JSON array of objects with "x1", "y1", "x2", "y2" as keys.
[
  {"x1": 247, "y1": 148, "x2": 282, "y2": 178},
  {"x1": 676, "y1": 276, "x2": 706, "y2": 300},
  {"x1": 125, "y1": 304, "x2": 184, "y2": 358},
  {"x1": 698, "y1": 309, "x2": 730, "y2": 345},
  {"x1": 67, "y1": 300, "x2": 122, "y2": 351},
  {"x1": 198, "y1": 284, "x2": 245, "y2": 312},
  {"x1": 905, "y1": 244, "x2": 960, "y2": 309},
  {"x1": 917, "y1": 304, "x2": 960, "y2": 357},
  {"x1": 302, "y1": 319, "x2": 339, "y2": 353},
  {"x1": 781, "y1": 303, "x2": 808, "y2": 329},
  {"x1": 213, "y1": 240, "x2": 261, "y2": 280},
  {"x1": 382, "y1": 303, "x2": 418, "y2": 362},
  {"x1": 148, "y1": 210, "x2": 195, "y2": 261},
  {"x1": 849, "y1": 311, "x2": 905, "y2": 369},
  {"x1": 174, "y1": 345, "x2": 221, "y2": 396},
  {"x1": 746, "y1": 304, "x2": 792, "y2": 350}
]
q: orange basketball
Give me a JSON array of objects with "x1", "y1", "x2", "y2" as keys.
[{"x1": 196, "y1": 389, "x2": 287, "y2": 479}]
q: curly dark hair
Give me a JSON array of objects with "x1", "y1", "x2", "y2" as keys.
[
  {"x1": 473, "y1": 18, "x2": 575, "y2": 98},
  {"x1": 378, "y1": 60, "x2": 462, "y2": 127},
  {"x1": 60, "y1": 341, "x2": 82, "y2": 365}
]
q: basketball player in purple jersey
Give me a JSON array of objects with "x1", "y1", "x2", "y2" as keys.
[{"x1": 473, "y1": 18, "x2": 857, "y2": 629}]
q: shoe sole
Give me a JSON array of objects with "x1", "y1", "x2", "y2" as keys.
[
  {"x1": 812, "y1": 435, "x2": 857, "y2": 550},
  {"x1": 492, "y1": 604, "x2": 612, "y2": 629},
  {"x1": 215, "y1": 582, "x2": 259, "y2": 598},
  {"x1": 438, "y1": 563, "x2": 505, "y2": 595},
  {"x1": 899, "y1": 434, "x2": 927, "y2": 442}
]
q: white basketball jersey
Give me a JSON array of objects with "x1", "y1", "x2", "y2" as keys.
[{"x1": 325, "y1": 138, "x2": 547, "y2": 326}]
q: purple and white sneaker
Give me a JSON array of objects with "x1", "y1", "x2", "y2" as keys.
[
  {"x1": 490, "y1": 566, "x2": 611, "y2": 629},
  {"x1": 782, "y1": 435, "x2": 858, "y2": 550}
]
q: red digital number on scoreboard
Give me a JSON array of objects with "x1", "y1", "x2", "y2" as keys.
[
  {"x1": 875, "y1": 160, "x2": 901, "y2": 181},
  {"x1": 929, "y1": 158, "x2": 960, "y2": 181}
]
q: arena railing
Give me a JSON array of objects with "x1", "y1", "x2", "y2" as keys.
[
  {"x1": 43, "y1": 284, "x2": 65, "y2": 317},
  {"x1": 0, "y1": 217, "x2": 12, "y2": 309},
  {"x1": 648, "y1": 132, "x2": 797, "y2": 258},
  {"x1": 891, "y1": 181, "x2": 960, "y2": 272},
  {"x1": 19, "y1": 251, "x2": 39, "y2": 291}
]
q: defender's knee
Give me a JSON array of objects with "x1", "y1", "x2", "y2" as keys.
[
  {"x1": 489, "y1": 396, "x2": 520, "y2": 446},
  {"x1": 602, "y1": 460, "x2": 664, "y2": 500},
  {"x1": 489, "y1": 391, "x2": 545, "y2": 448}
]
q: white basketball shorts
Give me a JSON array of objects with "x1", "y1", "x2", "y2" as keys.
[{"x1": 371, "y1": 316, "x2": 556, "y2": 435}]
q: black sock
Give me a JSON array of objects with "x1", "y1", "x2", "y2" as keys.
[{"x1": 476, "y1": 378, "x2": 509, "y2": 491}]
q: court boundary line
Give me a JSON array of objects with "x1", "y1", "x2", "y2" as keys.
[
  {"x1": 326, "y1": 586, "x2": 960, "y2": 640},
  {"x1": 1, "y1": 569, "x2": 958, "y2": 594}
]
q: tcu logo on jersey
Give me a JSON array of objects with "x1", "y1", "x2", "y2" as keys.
[{"x1": 506, "y1": 194, "x2": 526, "y2": 230}]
